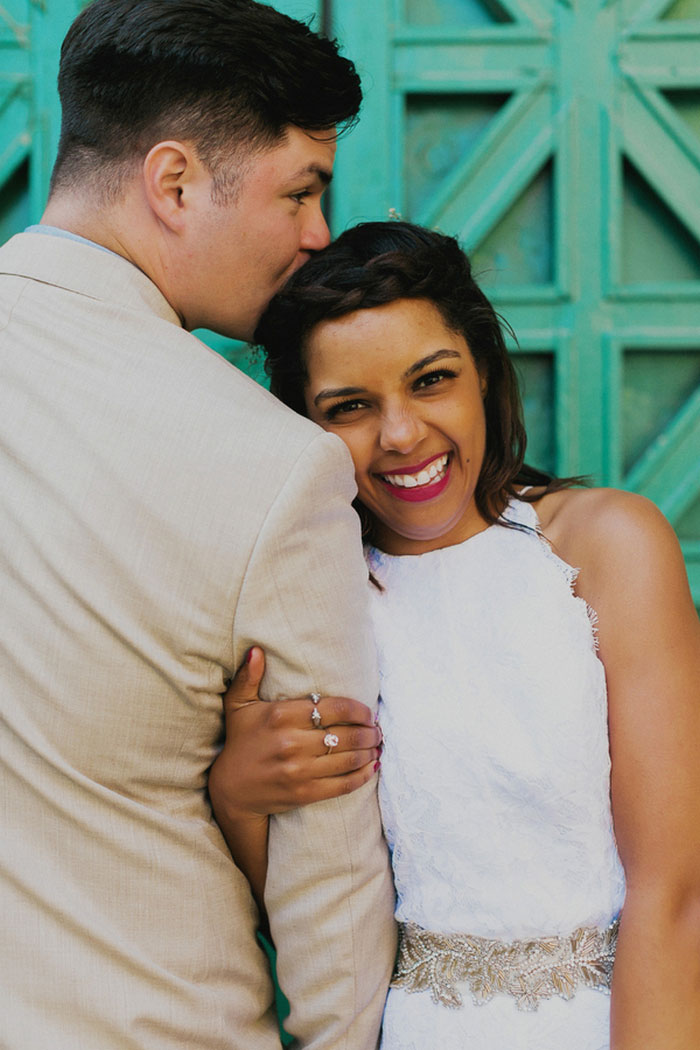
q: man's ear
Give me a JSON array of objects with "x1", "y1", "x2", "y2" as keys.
[{"x1": 142, "y1": 141, "x2": 202, "y2": 233}]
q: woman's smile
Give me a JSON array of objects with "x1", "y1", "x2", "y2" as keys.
[
  {"x1": 376, "y1": 452, "x2": 451, "y2": 501},
  {"x1": 304, "y1": 298, "x2": 490, "y2": 555}
]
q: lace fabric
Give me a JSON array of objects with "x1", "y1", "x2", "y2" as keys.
[{"x1": 366, "y1": 498, "x2": 625, "y2": 1049}]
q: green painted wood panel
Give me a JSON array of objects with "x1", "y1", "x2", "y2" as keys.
[
  {"x1": 331, "y1": 0, "x2": 700, "y2": 607},
  {"x1": 0, "y1": 1, "x2": 81, "y2": 241}
]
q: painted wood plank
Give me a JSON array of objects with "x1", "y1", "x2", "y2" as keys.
[
  {"x1": 620, "y1": 35, "x2": 700, "y2": 86},
  {"x1": 499, "y1": 0, "x2": 554, "y2": 26},
  {"x1": 621, "y1": 77, "x2": 700, "y2": 244},
  {"x1": 414, "y1": 82, "x2": 550, "y2": 226},
  {"x1": 331, "y1": 0, "x2": 395, "y2": 229},
  {"x1": 432, "y1": 85, "x2": 555, "y2": 250},
  {"x1": 624, "y1": 384, "x2": 700, "y2": 522},
  {"x1": 624, "y1": 0, "x2": 683, "y2": 27},
  {"x1": 392, "y1": 36, "x2": 552, "y2": 90}
]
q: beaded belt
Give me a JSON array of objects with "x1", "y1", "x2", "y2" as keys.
[{"x1": 392, "y1": 917, "x2": 619, "y2": 1011}]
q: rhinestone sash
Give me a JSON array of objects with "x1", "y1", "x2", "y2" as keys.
[{"x1": 391, "y1": 918, "x2": 619, "y2": 1011}]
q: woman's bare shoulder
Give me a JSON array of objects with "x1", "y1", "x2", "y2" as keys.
[
  {"x1": 533, "y1": 486, "x2": 673, "y2": 565},
  {"x1": 533, "y1": 487, "x2": 692, "y2": 630}
]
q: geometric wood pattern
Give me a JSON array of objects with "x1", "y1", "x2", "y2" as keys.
[
  {"x1": 0, "y1": 1, "x2": 80, "y2": 240},
  {"x1": 332, "y1": 0, "x2": 700, "y2": 605}
]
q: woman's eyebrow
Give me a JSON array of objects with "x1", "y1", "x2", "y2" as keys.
[
  {"x1": 403, "y1": 349, "x2": 462, "y2": 379},
  {"x1": 313, "y1": 349, "x2": 464, "y2": 405},
  {"x1": 313, "y1": 385, "x2": 365, "y2": 406}
]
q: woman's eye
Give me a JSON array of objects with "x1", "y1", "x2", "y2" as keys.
[
  {"x1": 291, "y1": 190, "x2": 311, "y2": 204},
  {"x1": 415, "y1": 368, "x2": 456, "y2": 389},
  {"x1": 325, "y1": 399, "x2": 365, "y2": 420}
]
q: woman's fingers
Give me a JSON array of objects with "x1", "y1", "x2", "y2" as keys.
[
  {"x1": 314, "y1": 724, "x2": 382, "y2": 759},
  {"x1": 312, "y1": 694, "x2": 378, "y2": 729},
  {"x1": 213, "y1": 650, "x2": 383, "y2": 816},
  {"x1": 260, "y1": 693, "x2": 378, "y2": 734},
  {"x1": 264, "y1": 726, "x2": 382, "y2": 812},
  {"x1": 222, "y1": 646, "x2": 266, "y2": 720},
  {"x1": 270, "y1": 703, "x2": 382, "y2": 764},
  {"x1": 273, "y1": 758, "x2": 381, "y2": 810},
  {"x1": 317, "y1": 746, "x2": 382, "y2": 777},
  {"x1": 223, "y1": 646, "x2": 377, "y2": 732}
]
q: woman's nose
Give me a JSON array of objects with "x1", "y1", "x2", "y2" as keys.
[{"x1": 379, "y1": 407, "x2": 427, "y2": 453}]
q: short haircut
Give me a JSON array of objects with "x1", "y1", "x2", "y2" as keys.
[
  {"x1": 257, "y1": 221, "x2": 573, "y2": 532},
  {"x1": 50, "y1": 0, "x2": 362, "y2": 202}
]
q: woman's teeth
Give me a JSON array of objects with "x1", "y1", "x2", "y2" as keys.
[{"x1": 382, "y1": 454, "x2": 449, "y2": 489}]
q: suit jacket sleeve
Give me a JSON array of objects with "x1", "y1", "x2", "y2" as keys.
[{"x1": 232, "y1": 429, "x2": 397, "y2": 1050}]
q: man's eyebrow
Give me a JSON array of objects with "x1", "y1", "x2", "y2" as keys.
[
  {"x1": 313, "y1": 385, "x2": 364, "y2": 406},
  {"x1": 288, "y1": 164, "x2": 333, "y2": 187},
  {"x1": 402, "y1": 349, "x2": 462, "y2": 378}
]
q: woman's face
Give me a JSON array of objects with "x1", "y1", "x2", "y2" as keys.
[{"x1": 304, "y1": 297, "x2": 489, "y2": 555}]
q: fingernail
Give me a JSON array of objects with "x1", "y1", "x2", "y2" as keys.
[
  {"x1": 373, "y1": 760, "x2": 381, "y2": 772},
  {"x1": 246, "y1": 648, "x2": 253, "y2": 664}
]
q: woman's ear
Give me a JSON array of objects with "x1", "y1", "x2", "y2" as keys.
[
  {"x1": 141, "y1": 140, "x2": 200, "y2": 233},
  {"x1": 479, "y1": 371, "x2": 488, "y2": 400}
]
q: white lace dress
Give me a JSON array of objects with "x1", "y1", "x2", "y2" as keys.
[{"x1": 366, "y1": 499, "x2": 626, "y2": 1050}]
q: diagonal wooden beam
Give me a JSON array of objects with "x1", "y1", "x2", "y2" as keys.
[
  {"x1": 621, "y1": 76, "x2": 700, "y2": 244},
  {"x1": 420, "y1": 82, "x2": 555, "y2": 249},
  {"x1": 0, "y1": 6, "x2": 29, "y2": 46},
  {"x1": 624, "y1": 383, "x2": 700, "y2": 524},
  {"x1": 623, "y1": 0, "x2": 679, "y2": 30},
  {"x1": 0, "y1": 134, "x2": 30, "y2": 191},
  {"x1": 0, "y1": 76, "x2": 29, "y2": 115},
  {"x1": 498, "y1": 0, "x2": 554, "y2": 27}
]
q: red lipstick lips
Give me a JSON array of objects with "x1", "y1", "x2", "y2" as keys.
[{"x1": 377, "y1": 453, "x2": 451, "y2": 503}]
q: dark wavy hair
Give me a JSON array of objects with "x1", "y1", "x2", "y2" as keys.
[
  {"x1": 51, "y1": 0, "x2": 361, "y2": 202},
  {"x1": 256, "y1": 221, "x2": 574, "y2": 534}
]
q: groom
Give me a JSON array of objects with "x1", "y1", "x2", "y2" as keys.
[{"x1": 0, "y1": 2, "x2": 395, "y2": 1048}]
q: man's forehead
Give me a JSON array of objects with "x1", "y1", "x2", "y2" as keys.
[{"x1": 262, "y1": 126, "x2": 337, "y2": 179}]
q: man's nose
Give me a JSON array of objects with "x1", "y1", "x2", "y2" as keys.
[{"x1": 301, "y1": 203, "x2": 331, "y2": 252}]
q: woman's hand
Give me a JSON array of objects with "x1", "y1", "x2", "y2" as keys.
[
  {"x1": 209, "y1": 647, "x2": 382, "y2": 820},
  {"x1": 208, "y1": 648, "x2": 382, "y2": 913}
]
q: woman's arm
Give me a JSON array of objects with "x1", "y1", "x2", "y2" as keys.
[
  {"x1": 208, "y1": 647, "x2": 383, "y2": 917},
  {"x1": 565, "y1": 489, "x2": 700, "y2": 1050},
  {"x1": 209, "y1": 649, "x2": 271, "y2": 914}
]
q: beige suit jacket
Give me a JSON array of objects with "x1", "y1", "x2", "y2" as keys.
[{"x1": 0, "y1": 233, "x2": 396, "y2": 1050}]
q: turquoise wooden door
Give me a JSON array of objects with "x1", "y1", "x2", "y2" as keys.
[
  {"x1": 331, "y1": 0, "x2": 700, "y2": 606},
  {"x1": 0, "y1": 1, "x2": 80, "y2": 243}
]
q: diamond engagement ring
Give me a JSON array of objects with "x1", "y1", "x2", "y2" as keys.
[
  {"x1": 323, "y1": 732, "x2": 339, "y2": 754},
  {"x1": 309, "y1": 692, "x2": 322, "y2": 729}
]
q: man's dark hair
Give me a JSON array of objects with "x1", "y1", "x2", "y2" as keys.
[
  {"x1": 257, "y1": 221, "x2": 577, "y2": 534},
  {"x1": 50, "y1": 0, "x2": 362, "y2": 201}
]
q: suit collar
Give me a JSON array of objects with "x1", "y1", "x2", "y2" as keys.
[{"x1": 0, "y1": 232, "x2": 182, "y2": 328}]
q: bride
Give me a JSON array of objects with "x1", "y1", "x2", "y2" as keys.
[{"x1": 209, "y1": 221, "x2": 700, "y2": 1049}]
